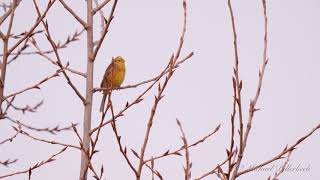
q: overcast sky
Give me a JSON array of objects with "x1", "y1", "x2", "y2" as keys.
[{"x1": 0, "y1": 0, "x2": 319, "y2": 179}]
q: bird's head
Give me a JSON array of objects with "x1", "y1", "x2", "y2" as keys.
[
  {"x1": 113, "y1": 56, "x2": 126, "y2": 69},
  {"x1": 113, "y1": 56, "x2": 125, "y2": 64}
]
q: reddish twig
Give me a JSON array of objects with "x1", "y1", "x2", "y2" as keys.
[
  {"x1": 176, "y1": 119, "x2": 192, "y2": 180},
  {"x1": 227, "y1": 77, "x2": 237, "y2": 178},
  {"x1": 0, "y1": 0, "x2": 21, "y2": 26},
  {"x1": 58, "y1": 0, "x2": 87, "y2": 28},
  {"x1": 0, "y1": 126, "x2": 20, "y2": 145},
  {"x1": 93, "y1": 0, "x2": 106, "y2": 35},
  {"x1": 7, "y1": 116, "x2": 77, "y2": 135},
  {"x1": 136, "y1": 1, "x2": 188, "y2": 178},
  {"x1": 92, "y1": 0, "x2": 118, "y2": 61},
  {"x1": 92, "y1": 0, "x2": 111, "y2": 15},
  {"x1": 144, "y1": 124, "x2": 220, "y2": 164},
  {"x1": 0, "y1": 147, "x2": 67, "y2": 179},
  {"x1": 0, "y1": 159, "x2": 18, "y2": 167},
  {"x1": 30, "y1": 36, "x2": 86, "y2": 78},
  {"x1": 32, "y1": 2, "x2": 86, "y2": 104},
  {"x1": 131, "y1": 150, "x2": 164, "y2": 180},
  {"x1": 8, "y1": 0, "x2": 56, "y2": 54},
  {"x1": 195, "y1": 151, "x2": 234, "y2": 180},
  {"x1": 225, "y1": 2, "x2": 244, "y2": 179},
  {"x1": 4, "y1": 68, "x2": 64, "y2": 101},
  {"x1": 16, "y1": 127, "x2": 80, "y2": 150},
  {"x1": 2, "y1": 29, "x2": 84, "y2": 59},
  {"x1": 237, "y1": 123, "x2": 320, "y2": 177},
  {"x1": 109, "y1": 95, "x2": 138, "y2": 176},
  {"x1": 230, "y1": 0, "x2": 269, "y2": 178},
  {"x1": 269, "y1": 150, "x2": 292, "y2": 180},
  {"x1": 5, "y1": 98, "x2": 43, "y2": 114}
]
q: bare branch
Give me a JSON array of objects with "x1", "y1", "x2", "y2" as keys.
[
  {"x1": 0, "y1": 159, "x2": 18, "y2": 167},
  {"x1": 8, "y1": 0, "x2": 56, "y2": 54},
  {"x1": 237, "y1": 123, "x2": 320, "y2": 177},
  {"x1": 5, "y1": 0, "x2": 18, "y2": 38},
  {"x1": 0, "y1": 0, "x2": 21, "y2": 26},
  {"x1": 269, "y1": 151, "x2": 292, "y2": 180},
  {"x1": 16, "y1": 127, "x2": 80, "y2": 150},
  {"x1": 94, "y1": 0, "x2": 106, "y2": 35},
  {"x1": 225, "y1": 2, "x2": 244, "y2": 179},
  {"x1": 144, "y1": 124, "x2": 220, "y2": 164},
  {"x1": 4, "y1": 68, "x2": 63, "y2": 100},
  {"x1": 39, "y1": 18, "x2": 86, "y2": 103},
  {"x1": 195, "y1": 150, "x2": 234, "y2": 180},
  {"x1": 230, "y1": 0, "x2": 269, "y2": 178},
  {"x1": 92, "y1": 0, "x2": 111, "y2": 15},
  {"x1": 7, "y1": 116, "x2": 77, "y2": 135},
  {"x1": 30, "y1": 37, "x2": 86, "y2": 78},
  {"x1": 58, "y1": 0, "x2": 87, "y2": 28},
  {"x1": 176, "y1": 119, "x2": 191, "y2": 180},
  {"x1": 0, "y1": 147, "x2": 68, "y2": 179},
  {"x1": 109, "y1": 95, "x2": 138, "y2": 176},
  {"x1": 131, "y1": 152, "x2": 164, "y2": 180},
  {"x1": 5, "y1": 98, "x2": 43, "y2": 114},
  {"x1": 2, "y1": 29, "x2": 85, "y2": 59},
  {"x1": 92, "y1": 0, "x2": 118, "y2": 61},
  {"x1": 136, "y1": 1, "x2": 189, "y2": 178},
  {"x1": 0, "y1": 126, "x2": 19, "y2": 145}
]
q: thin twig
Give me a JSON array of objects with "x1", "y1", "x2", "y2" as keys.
[
  {"x1": 36, "y1": 12, "x2": 86, "y2": 103},
  {"x1": 7, "y1": 116, "x2": 77, "y2": 135},
  {"x1": 131, "y1": 151, "x2": 164, "y2": 180},
  {"x1": 0, "y1": 126, "x2": 20, "y2": 145},
  {"x1": 58, "y1": 0, "x2": 87, "y2": 28},
  {"x1": 195, "y1": 151, "x2": 234, "y2": 180},
  {"x1": 0, "y1": 159, "x2": 18, "y2": 167},
  {"x1": 1, "y1": 29, "x2": 85, "y2": 59},
  {"x1": 94, "y1": 0, "x2": 106, "y2": 35},
  {"x1": 109, "y1": 95, "x2": 138, "y2": 176},
  {"x1": 226, "y1": 1, "x2": 245, "y2": 179},
  {"x1": 92, "y1": 0, "x2": 111, "y2": 15},
  {"x1": 8, "y1": 0, "x2": 56, "y2": 54},
  {"x1": 227, "y1": 77, "x2": 237, "y2": 178},
  {"x1": 176, "y1": 119, "x2": 191, "y2": 180},
  {"x1": 0, "y1": 0, "x2": 21, "y2": 26},
  {"x1": 136, "y1": 1, "x2": 188, "y2": 178},
  {"x1": 5, "y1": 98, "x2": 43, "y2": 114},
  {"x1": 30, "y1": 37, "x2": 86, "y2": 78},
  {"x1": 237, "y1": 123, "x2": 320, "y2": 177},
  {"x1": 269, "y1": 151, "x2": 292, "y2": 180},
  {"x1": 4, "y1": 68, "x2": 64, "y2": 100},
  {"x1": 92, "y1": 0, "x2": 118, "y2": 61},
  {"x1": 230, "y1": 0, "x2": 269, "y2": 178},
  {"x1": 16, "y1": 127, "x2": 80, "y2": 150},
  {"x1": 0, "y1": 147, "x2": 68, "y2": 179},
  {"x1": 144, "y1": 124, "x2": 220, "y2": 164}
]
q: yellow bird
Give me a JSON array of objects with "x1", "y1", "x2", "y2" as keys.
[{"x1": 99, "y1": 56, "x2": 126, "y2": 112}]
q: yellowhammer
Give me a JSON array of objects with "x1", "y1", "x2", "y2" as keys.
[{"x1": 99, "y1": 56, "x2": 126, "y2": 112}]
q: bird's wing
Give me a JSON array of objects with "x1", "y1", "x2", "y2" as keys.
[{"x1": 100, "y1": 61, "x2": 115, "y2": 88}]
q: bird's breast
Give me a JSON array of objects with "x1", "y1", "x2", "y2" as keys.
[{"x1": 112, "y1": 69, "x2": 125, "y2": 87}]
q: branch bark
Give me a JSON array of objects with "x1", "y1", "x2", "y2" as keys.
[{"x1": 80, "y1": 0, "x2": 94, "y2": 179}]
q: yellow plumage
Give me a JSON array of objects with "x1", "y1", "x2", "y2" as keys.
[{"x1": 100, "y1": 56, "x2": 126, "y2": 112}]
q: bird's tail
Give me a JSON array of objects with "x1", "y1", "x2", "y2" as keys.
[{"x1": 100, "y1": 93, "x2": 107, "y2": 113}]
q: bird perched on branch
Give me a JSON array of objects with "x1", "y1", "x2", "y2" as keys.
[{"x1": 99, "y1": 56, "x2": 126, "y2": 112}]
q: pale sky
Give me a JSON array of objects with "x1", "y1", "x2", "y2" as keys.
[{"x1": 0, "y1": 0, "x2": 319, "y2": 179}]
